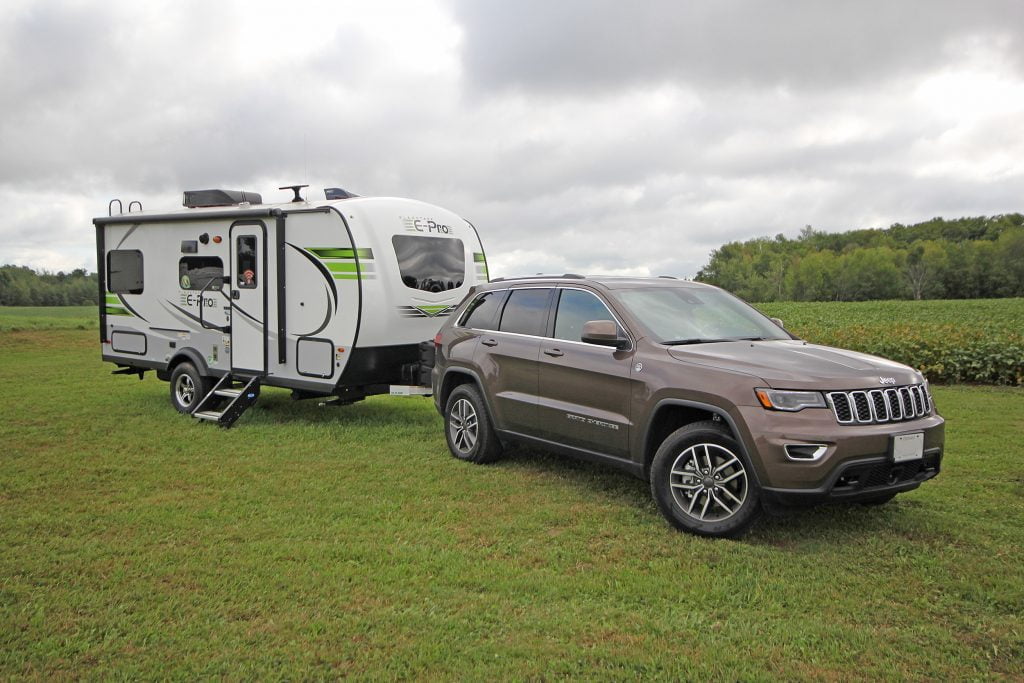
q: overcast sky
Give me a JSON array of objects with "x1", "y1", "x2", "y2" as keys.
[{"x1": 2, "y1": 0, "x2": 1022, "y2": 278}]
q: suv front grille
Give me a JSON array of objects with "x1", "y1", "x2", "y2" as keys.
[{"x1": 827, "y1": 385, "x2": 931, "y2": 425}]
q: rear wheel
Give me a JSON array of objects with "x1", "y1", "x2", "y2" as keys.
[
  {"x1": 169, "y1": 362, "x2": 211, "y2": 414},
  {"x1": 444, "y1": 384, "x2": 503, "y2": 464},
  {"x1": 650, "y1": 421, "x2": 762, "y2": 538}
]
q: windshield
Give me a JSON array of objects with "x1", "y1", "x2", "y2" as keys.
[{"x1": 613, "y1": 287, "x2": 791, "y2": 344}]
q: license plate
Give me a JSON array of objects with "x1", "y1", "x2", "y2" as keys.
[{"x1": 892, "y1": 432, "x2": 924, "y2": 462}]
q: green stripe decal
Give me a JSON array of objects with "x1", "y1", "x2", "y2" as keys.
[
  {"x1": 104, "y1": 306, "x2": 132, "y2": 316},
  {"x1": 325, "y1": 262, "x2": 360, "y2": 273},
  {"x1": 473, "y1": 252, "x2": 486, "y2": 263},
  {"x1": 417, "y1": 305, "x2": 452, "y2": 315},
  {"x1": 105, "y1": 294, "x2": 121, "y2": 305},
  {"x1": 332, "y1": 274, "x2": 360, "y2": 280},
  {"x1": 308, "y1": 247, "x2": 373, "y2": 260}
]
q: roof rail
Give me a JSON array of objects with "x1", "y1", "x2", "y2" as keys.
[{"x1": 490, "y1": 273, "x2": 586, "y2": 283}]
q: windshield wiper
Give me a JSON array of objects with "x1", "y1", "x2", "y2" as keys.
[{"x1": 663, "y1": 338, "x2": 736, "y2": 345}]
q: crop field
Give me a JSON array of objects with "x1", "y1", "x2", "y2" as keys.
[
  {"x1": 755, "y1": 298, "x2": 1024, "y2": 385},
  {"x1": 1, "y1": 306, "x2": 1023, "y2": 679}
]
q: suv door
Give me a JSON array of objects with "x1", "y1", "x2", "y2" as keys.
[
  {"x1": 473, "y1": 287, "x2": 553, "y2": 434},
  {"x1": 536, "y1": 288, "x2": 633, "y2": 457}
]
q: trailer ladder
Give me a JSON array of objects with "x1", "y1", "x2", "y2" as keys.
[{"x1": 191, "y1": 374, "x2": 261, "y2": 428}]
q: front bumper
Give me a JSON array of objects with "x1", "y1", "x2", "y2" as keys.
[{"x1": 734, "y1": 404, "x2": 945, "y2": 502}]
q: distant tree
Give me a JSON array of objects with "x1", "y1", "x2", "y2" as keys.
[{"x1": 903, "y1": 240, "x2": 948, "y2": 300}]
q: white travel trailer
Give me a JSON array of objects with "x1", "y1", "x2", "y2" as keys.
[{"x1": 94, "y1": 185, "x2": 489, "y2": 426}]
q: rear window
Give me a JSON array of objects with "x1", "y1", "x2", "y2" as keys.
[
  {"x1": 499, "y1": 289, "x2": 551, "y2": 336},
  {"x1": 392, "y1": 235, "x2": 465, "y2": 292},
  {"x1": 460, "y1": 292, "x2": 503, "y2": 330}
]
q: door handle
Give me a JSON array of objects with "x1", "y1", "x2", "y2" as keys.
[
  {"x1": 543, "y1": 348, "x2": 564, "y2": 357},
  {"x1": 231, "y1": 290, "x2": 241, "y2": 300},
  {"x1": 481, "y1": 338, "x2": 498, "y2": 347}
]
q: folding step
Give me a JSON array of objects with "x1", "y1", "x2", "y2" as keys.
[{"x1": 190, "y1": 374, "x2": 261, "y2": 428}]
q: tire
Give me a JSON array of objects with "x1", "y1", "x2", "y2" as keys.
[
  {"x1": 444, "y1": 384, "x2": 503, "y2": 464},
  {"x1": 169, "y1": 362, "x2": 211, "y2": 414},
  {"x1": 650, "y1": 421, "x2": 762, "y2": 538},
  {"x1": 859, "y1": 492, "x2": 897, "y2": 506}
]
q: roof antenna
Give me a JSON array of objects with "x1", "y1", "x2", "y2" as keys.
[{"x1": 279, "y1": 184, "x2": 308, "y2": 202}]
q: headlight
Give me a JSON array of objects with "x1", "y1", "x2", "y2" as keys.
[{"x1": 755, "y1": 388, "x2": 827, "y2": 412}]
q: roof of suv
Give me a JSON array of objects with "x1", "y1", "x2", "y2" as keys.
[{"x1": 485, "y1": 275, "x2": 714, "y2": 291}]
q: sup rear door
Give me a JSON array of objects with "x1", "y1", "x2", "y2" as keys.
[{"x1": 229, "y1": 221, "x2": 268, "y2": 374}]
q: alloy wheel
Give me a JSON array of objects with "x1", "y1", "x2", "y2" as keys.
[{"x1": 668, "y1": 443, "x2": 748, "y2": 522}]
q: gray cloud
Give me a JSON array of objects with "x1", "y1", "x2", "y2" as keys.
[{"x1": 451, "y1": 0, "x2": 1024, "y2": 93}]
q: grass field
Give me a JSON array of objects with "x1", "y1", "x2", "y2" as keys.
[{"x1": 1, "y1": 308, "x2": 1023, "y2": 678}]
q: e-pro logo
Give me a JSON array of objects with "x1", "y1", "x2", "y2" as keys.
[
  {"x1": 403, "y1": 216, "x2": 454, "y2": 234},
  {"x1": 180, "y1": 292, "x2": 218, "y2": 308}
]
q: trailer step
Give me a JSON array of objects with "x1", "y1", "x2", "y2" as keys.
[{"x1": 190, "y1": 374, "x2": 261, "y2": 428}]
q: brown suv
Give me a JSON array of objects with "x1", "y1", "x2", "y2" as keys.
[{"x1": 431, "y1": 275, "x2": 944, "y2": 537}]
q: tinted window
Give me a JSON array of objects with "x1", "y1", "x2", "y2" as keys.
[
  {"x1": 236, "y1": 235, "x2": 257, "y2": 288},
  {"x1": 178, "y1": 257, "x2": 223, "y2": 290},
  {"x1": 392, "y1": 235, "x2": 465, "y2": 292},
  {"x1": 461, "y1": 292, "x2": 503, "y2": 330},
  {"x1": 107, "y1": 250, "x2": 144, "y2": 294},
  {"x1": 499, "y1": 289, "x2": 551, "y2": 336},
  {"x1": 554, "y1": 289, "x2": 618, "y2": 343}
]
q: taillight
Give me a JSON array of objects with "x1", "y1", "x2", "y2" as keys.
[{"x1": 433, "y1": 332, "x2": 443, "y2": 347}]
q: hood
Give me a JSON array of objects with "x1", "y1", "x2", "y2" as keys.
[{"x1": 667, "y1": 339, "x2": 922, "y2": 391}]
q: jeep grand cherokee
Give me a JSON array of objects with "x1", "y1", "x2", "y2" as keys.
[{"x1": 431, "y1": 275, "x2": 943, "y2": 538}]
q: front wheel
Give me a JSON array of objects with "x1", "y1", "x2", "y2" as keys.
[
  {"x1": 650, "y1": 421, "x2": 762, "y2": 538},
  {"x1": 169, "y1": 362, "x2": 211, "y2": 414},
  {"x1": 444, "y1": 384, "x2": 503, "y2": 464}
]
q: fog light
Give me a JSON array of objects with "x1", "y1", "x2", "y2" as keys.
[{"x1": 784, "y1": 444, "x2": 828, "y2": 461}]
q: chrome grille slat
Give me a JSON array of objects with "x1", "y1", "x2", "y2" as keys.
[{"x1": 827, "y1": 384, "x2": 931, "y2": 425}]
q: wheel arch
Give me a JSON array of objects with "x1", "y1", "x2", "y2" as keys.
[
  {"x1": 164, "y1": 348, "x2": 212, "y2": 380},
  {"x1": 643, "y1": 399, "x2": 762, "y2": 487}
]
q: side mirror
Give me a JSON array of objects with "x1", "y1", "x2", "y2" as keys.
[
  {"x1": 581, "y1": 320, "x2": 629, "y2": 349},
  {"x1": 770, "y1": 317, "x2": 785, "y2": 330}
]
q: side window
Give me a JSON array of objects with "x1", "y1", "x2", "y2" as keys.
[
  {"x1": 107, "y1": 250, "x2": 144, "y2": 294},
  {"x1": 499, "y1": 289, "x2": 551, "y2": 336},
  {"x1": 236, "y1": 236, "x2": 257, "y2": 288},
  {"x1": 178, "y1": 257, "x2": 223, "y2": 290},
  {"x1": 554, "y1": 289, "x2": 619, "y2": 343},
  {"x1": 460, "y1": 292, "x2": 503, "y2": 330}
]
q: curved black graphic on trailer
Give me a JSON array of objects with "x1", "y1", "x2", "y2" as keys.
[{"x1": 287, "y1": 243, "x2": 338, "y2": 311}]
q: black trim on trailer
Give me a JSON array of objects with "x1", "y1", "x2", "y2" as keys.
[
  {"x1": 275, "y1": 214, "x2": 287, "y2": 364},
  {"x1": 287, "y1": 243, "x2": 338, "y2": 313},
  {"x1": 325, "y1": 206, "x2": 363, "y2": 381},
  {"x1": 229, "y1": 220, "x2": 269, "y2": 376},
  {"x1": 116, "y1": 293, "x2": 148, "y2": 321},
  {"x1": 93, "y1": 207, "x2": 283, "y2": 226},
  {"x1": 95, "y1": 225, "x2": 106, "y2": 343}
]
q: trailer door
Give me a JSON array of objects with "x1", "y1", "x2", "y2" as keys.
[{"x1": 229, "y1": 221, "x2": 267, "y2": 374}]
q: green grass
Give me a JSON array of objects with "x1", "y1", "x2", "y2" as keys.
[
  {"x1": 0, "y1": 306, "x2": 97, "y2": 332},
  {"x1": 1, "y1": 324, "x2": 1023, "y2": 678}
]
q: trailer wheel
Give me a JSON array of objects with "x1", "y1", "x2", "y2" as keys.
[
  {"x1": 169, "y1": 362, "x2": 211, "y2": 414},
  {"x1": 444, "y1": 384, "x2": 503, "y2": 464}
]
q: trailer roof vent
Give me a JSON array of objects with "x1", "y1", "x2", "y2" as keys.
[
  {"x1": 325, "y1": 187, "x2": 359, "y2": 200},
  {"x1": 183, "y1": 189, "x2": 263, "y2": 208}
]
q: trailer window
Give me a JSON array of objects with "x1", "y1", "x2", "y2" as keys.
[
  {"x1": 236, "y1": 236, "x2": 258, "y2": 288},
  {"x1": 392, "y1": 235, "x2": 465, "y2": 292},
  {"x1": 107, "y1": 250, "x2": 144, "y2": 294},
  {"x1": 178, "y1": 257, "x2": 224, "y2": 290}
]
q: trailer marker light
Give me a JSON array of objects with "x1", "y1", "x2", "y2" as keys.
[{"x1": 212, "y1": 235, "x2": 222, "y2": 244}]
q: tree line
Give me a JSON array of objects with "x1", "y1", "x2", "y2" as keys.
[
  {"x1": 696, "y1": 214, "x2": 1024, "y2": 302},
  {"x1": 0, "y1": 265, "x2": 98, "y2": 306}
]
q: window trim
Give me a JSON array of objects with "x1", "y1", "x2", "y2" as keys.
[{"x1": 458, "y1": 284, "x2": 635, "y2": 351}]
